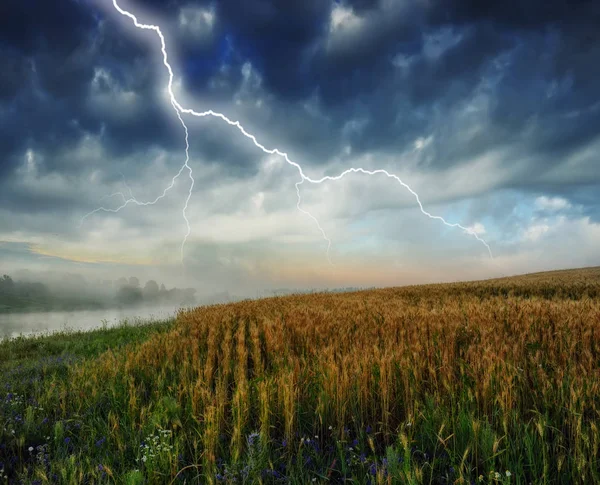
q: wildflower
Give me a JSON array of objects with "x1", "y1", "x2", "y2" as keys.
[
  {"x1": 479, "y1": 475, "x2": 484, "y2": 482},
  {"x1": 28, "y1": 446, "x2": 34, "y2": 452},
  {"x1": 366, "y1": 425, "x2": 372, "y2": 434},
  {"x1": 98, "y1": 464, "x2": 104, "y2": 471},
  {"x1": 328, "y1": 426, "x2": 332, "y2": 430},
  {"x1": 64, "y1": 437, "x2": 71, "y2": 444},
  {"x1": 494, "y1": 472, "x2": 501, "y2": 479},
  {"x1": 506, "y1": 470, "x2": 511, "y2": 477}
]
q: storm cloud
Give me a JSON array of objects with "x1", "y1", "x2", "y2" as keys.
[{"x1": 0, "y1": 0, "x2": 599, "y2": 294}]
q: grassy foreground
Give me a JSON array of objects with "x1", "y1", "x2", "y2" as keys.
[{"x1": 1, "y1": 268, "x2": 600, "y2": 484}]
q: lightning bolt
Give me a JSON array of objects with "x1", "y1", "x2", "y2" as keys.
[{"x1": 81, "y1": 0, "x2": 493, "y2": 264}]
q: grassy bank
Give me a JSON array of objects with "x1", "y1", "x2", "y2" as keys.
[
  {"x1": 1, "y1": 268, "x2": 599, "y2": 484},
  {"x1": 0, "y1": 319, "x2": 175, "y2": 484}
]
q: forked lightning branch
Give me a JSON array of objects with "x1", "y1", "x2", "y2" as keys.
[{"x1": 80, "y1": 0, "x2": 494, "y2": 264}]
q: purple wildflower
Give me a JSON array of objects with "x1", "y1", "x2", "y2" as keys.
[{"x1": 247, "y1": 432, "x2": 260, "y2": 447}]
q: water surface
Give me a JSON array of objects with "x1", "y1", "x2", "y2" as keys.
[{"x1": 0, "y1": 306, "x2": 181, "y2": 340}]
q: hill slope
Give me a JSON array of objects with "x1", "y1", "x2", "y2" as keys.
[{"x1": 1, "y1": 267, "x2": 599, "y2": 484}]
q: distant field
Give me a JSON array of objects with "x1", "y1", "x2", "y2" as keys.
[{"x1": 1, "y1": 267, "x2": 599, "y2": 484}]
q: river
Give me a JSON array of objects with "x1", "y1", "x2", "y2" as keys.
[{"x1": 0, "y1": 306, "x2": 183, "y2": 340}]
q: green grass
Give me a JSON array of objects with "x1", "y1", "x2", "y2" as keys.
[
  {"x1": 1, "y1": 318, "x2": 175, "y2": 370},
  {"x1": 0, "y1": 319, "x2": 176, "y2": 485}
]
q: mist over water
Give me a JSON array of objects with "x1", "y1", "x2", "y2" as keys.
[{"x1": 0, "y1": 305, "x2": 182, "y2": 340}]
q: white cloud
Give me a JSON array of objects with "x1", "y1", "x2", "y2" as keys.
[
  {"x1": 233, "y1": 62, "x2": 265, "y2": 107},
  {"x1": 178, "y1": 5, "x2": 215, "y2": 39},
  {"x1": 329, "y1": 4, "x2": 363, "y2": 34},
  {"x1": 466, "y1": 222, "x2": 486, "y2": 235},
  {"x1": 16, "y1": 149, "x2": 37, "y2": 176},
  {"x1": 251, "y1": 191, "x2": 265, "y2": 211},
  {"x1": 88, "y1": 67, "x2": 139, "y2": 118},
  {"x1": 413, "y1": 135, "x2": 433, "y2": 152},
  {"x1": 523, "y1": 223, "x2": 550, "y2": 242},
  {"x1": 534, "y1": 196, "x2": 570, "y2": 211}
]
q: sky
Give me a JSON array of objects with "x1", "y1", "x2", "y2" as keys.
[{"x1": 1, "y1": 0, "x2": 599, "y2": 296}]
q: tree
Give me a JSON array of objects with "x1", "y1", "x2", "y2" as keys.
[
  {"x1": 158, "y1": 284, "x2": 168, "y2": 301},
  {"x1": 116, "y1": 286, "x2": 143, "y2": 306},
  {"x1": 0, "y1": 274, "x2": 14, "y2": 292},
  {"x1": 128, "y1": 277, "x2": 140, "y2": 289},
  {"x1": 143, "y1": 280, "x2": 160, "y2": 301},
  {"x1": 116, "y1": 277, "x2": 128, "y2": 289}
]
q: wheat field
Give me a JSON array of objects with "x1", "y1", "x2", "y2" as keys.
[{"x1": 1, "y1": 267, "x2": 599, "y2": 484}]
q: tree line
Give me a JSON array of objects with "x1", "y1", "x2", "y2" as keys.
[{"x1": 0, "y1": 272, "x2": 196, "y2": 312}]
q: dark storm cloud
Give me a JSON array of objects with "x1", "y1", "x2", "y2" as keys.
[
  {"x1": 345, "y1": 0, "x2": 380, "y2": 13},
  {"x1": 424, "y1": 0, "x2": 600, "y2": 153},
  {"x1": 0, "y1": 0, "x2": 186, "y2": 181},
  {"x1": 186, "y1": 121, "x2": 264, "y2": 178},
  {"x1": 429, "y1": 0, "x2": 600, "y2": 31},
  {"x1": 0, "y1": 0, "x2": 599, "y2": 232},
  {"x1": 214, "y1": 0, "x2": 331, "y2": 101}
]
